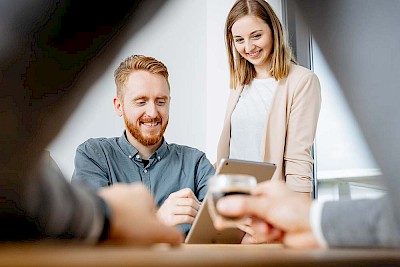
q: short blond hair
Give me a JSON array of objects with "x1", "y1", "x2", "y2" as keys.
[
  {"x1": 225, "y1": 0, "x2": 296, "y2": 89},
  {"x1": 114, "y1": 55, "x2": 169, "y2": 97}
]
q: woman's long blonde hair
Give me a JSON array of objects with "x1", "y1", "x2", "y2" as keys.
[{"x1": 225, "y1": 0, "x2": 296, "y2": 89}]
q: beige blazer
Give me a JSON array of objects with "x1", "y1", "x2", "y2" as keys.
[{"x1": 217, "y1": 64, "x2": 321, "y2": 192}]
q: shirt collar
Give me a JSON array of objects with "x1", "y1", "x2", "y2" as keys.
[
  {"x1": 118, "y1": 131, "x2": 168, "y2": 162},
  {"x1": 154, "y1": 137, "x2": 168, "y2": 161}
]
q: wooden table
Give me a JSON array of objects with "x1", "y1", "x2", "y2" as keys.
[{"x1": 0, "y1": 242, "x2": 399, "y2": 267}]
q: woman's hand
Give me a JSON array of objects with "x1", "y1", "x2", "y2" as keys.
[{"x1": 238, "y1": 218, "x2": 283, "y2": 244}]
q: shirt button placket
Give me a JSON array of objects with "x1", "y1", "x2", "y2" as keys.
[{"x1": 143, "y1": 168, "x2": 150, "y2": 189}]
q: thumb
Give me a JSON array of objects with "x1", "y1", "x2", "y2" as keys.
[
  {"x1": 217, "y1": 195, "x2": 270, "y2": 221},
  {"x1": 172, "y1": 188, "x2": 195, "y2": 198}
]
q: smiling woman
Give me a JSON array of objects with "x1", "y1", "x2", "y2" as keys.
[
  {"x1": 217, "y1": 0, "x2": 321, "y2": 195},
  {"x1": 231, "y1": 15, "x2": 274, "y2": 78}
]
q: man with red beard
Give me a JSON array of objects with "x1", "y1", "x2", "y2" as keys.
[{"x1": 72, "y1": 55, "x2": 215, "y2": 235}]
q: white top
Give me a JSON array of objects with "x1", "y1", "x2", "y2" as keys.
[{"x1": 229, "y1": 78, "x2": 277, "y2": 162}]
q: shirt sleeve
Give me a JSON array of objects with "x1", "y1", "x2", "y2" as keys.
[
  {"x1": 71, "y1": 140, "x2": 110, "y2": 190},
  {"x1": 195, "y1": 153, "x2": 216, "y2": 201},
  {"x1": 310, "y1": 200, "x2": 329, "y2": 248}
]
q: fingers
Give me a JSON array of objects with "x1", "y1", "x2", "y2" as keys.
[
  {"x1": 174, "y1": 197, "x2": 201, "y2": 210},
  {"x1": 170, "y1": 188, "x2": 200, "y2": 203},
  {"x1": 169, "y1": 214, "x2": 196, "y2": 225},
  {"x1": 164, "y1": 193, "x2": 201, "y2": 216},
  {"x1": 263, "y1": 224, "x2": 284, "y2": 243},
  {"x1": 173, "y1": 205, "x2": 198, "y2": 217},
  {"x1": 161, "y1": 203, "x2": 198, "y2": 225},
  {"x1": 157, "y1": 189, "x2": 202, "y2": 226},
  {"x1": 212, "y1": 162, "x2": 218, "y2": 169},
  {"x1": 239, "y1": 219, "x2": 283, "y2": 244},
  {"x1": 213, "y1": 217, "x2": 227, "y2": 231},
  {"x1": 217, "y1": 181, "x2": 311, "y2": 231},
  {"x1": 251, "y1": 180, "x2": 286, "y2": 196},
  {"x1": 241, "y1": 233, "x2": 256, "y2": 244},
  {"x1": 283, "y1": 231, "x2": 320, "y2": 248},
  {"x1": 217, "y1": 195, "x2": 270, "y2": 221},
  {"x1": 237, "y1": 222, "x2": 254, "y2": 236},
  {"x1": 215, "y1": 182, "x2": 282, "y2": 220}
]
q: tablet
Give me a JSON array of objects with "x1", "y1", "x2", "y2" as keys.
[
  {"x1": 215, "y1": 158, "x2": 276, "y2": 183},
  {"x1": 185, "y1": 158, "x2": 276, "y2": 244}
]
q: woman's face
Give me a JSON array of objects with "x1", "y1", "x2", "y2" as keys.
[{"x1": 231, "y1": 15, "x2": 273, "y2": 74}]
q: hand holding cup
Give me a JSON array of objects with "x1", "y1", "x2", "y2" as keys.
[{"x1": 208, "y1": 174, "x2": 256, "y2": 229}]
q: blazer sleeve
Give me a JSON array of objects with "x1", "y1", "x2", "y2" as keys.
[
  {"x1": 284, "y1": 72, "x2": 321, "y2": 192},
  {"x1": 321, "y1": 197, "x2": 400, "y2": 247},
  {"x1": 217, "y1": 87, "x2": 243, "y2": 165}
]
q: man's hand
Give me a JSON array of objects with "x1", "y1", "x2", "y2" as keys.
[
  {"x1": 98, "y1": 183, "x2": 183, "y2": 245},
  {"x1": 156, "y1": 188, "x2": 201, "y2": 226},
  {"x1": 215, "y1": 181, "x2": 320, "y2": 248}
]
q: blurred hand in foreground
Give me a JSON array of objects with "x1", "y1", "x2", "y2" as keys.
[
  {"x1": 215, "y1": 181, "x2": 320, "y2": 248},
  {"x1": 98, "y1": 183, "x2": 183, "y2": 245}
]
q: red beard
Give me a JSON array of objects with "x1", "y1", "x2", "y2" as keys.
[{"x1": 124, "y1": 115, "x2": 168, "y2": 146}]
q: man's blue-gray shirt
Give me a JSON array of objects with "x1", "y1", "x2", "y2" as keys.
[{"x1": 71, "y1": 132, "x2": 215, "y2": 234}]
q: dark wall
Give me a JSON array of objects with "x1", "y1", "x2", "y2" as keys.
[{"x1": 296, "y1": 0, "x2": 400, "y2": 217}]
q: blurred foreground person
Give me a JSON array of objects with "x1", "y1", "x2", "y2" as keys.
[{"x1": 0, "y1": 0, "x2": 182, "y2": 244}]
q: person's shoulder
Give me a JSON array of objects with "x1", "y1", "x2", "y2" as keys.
[
  {"x1": 166, "y1": 143, "x2": 214, "y2": 172},
  {"x1": 286, "y1": 64, "x2": 319, "y2": 85},
  {"x1": 78, "y1": 136, "x2": 119, "y2": 151},
  {"x1": 167, "y1": 143, "x2": 206, "y2": 157},
  {"x1": 288, "y1": 64, "x2": 315, "y2": 77}
]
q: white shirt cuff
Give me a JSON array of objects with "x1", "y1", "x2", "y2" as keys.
[{"x1": 310, "y1": 200, "x2": 329, "y2": 248}]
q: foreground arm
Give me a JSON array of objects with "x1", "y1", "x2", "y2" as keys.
[
  {"x1": 1, "y1": 152, "x2": 104, "y2": 241},
  {"x1": 320, "y1": 197, "x2": 400, "y2": 247},
  {"x1": 1, "y1": 152, "x2": 182, "y2": 245},
  {"x1": 99, "y1": 183, "x2": 183, "y2": 244}
]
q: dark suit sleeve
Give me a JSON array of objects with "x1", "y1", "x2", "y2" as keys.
[
  {"x1": 321, "y1": 197, "x2": 400, "y2": 247},
  {"x1": 0, "y1": 152, "x2": 104, "y2": 242}
]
